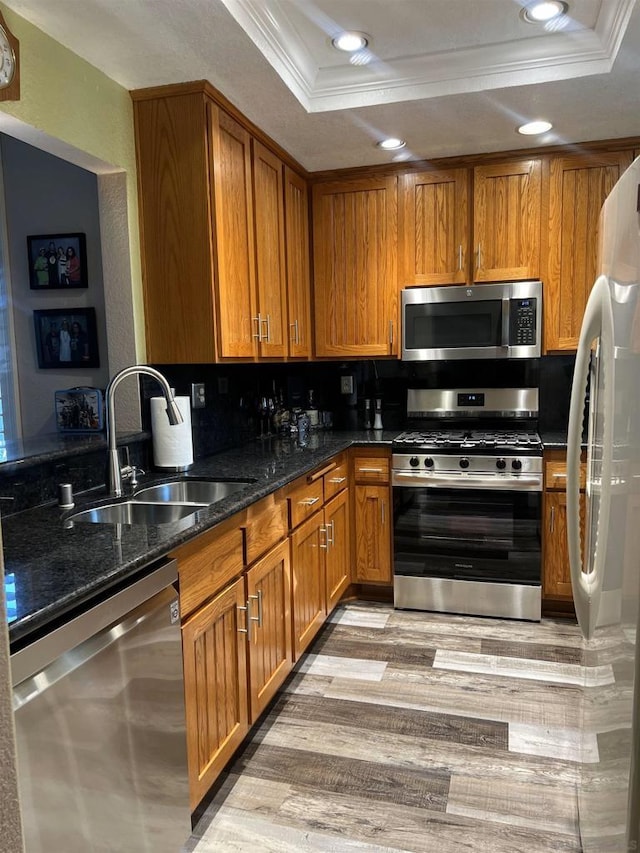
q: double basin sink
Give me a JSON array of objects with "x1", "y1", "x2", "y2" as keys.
[{"x1": 67, "y1": 478, "x2": 255, "y2": 526}]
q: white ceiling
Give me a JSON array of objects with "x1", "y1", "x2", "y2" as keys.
[{"x1": 4, "y1": 0, "x2": 640, "y2": 171}]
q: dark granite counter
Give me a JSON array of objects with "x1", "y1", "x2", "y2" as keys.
[
  {"x1": 541, "y1": 431, "x2": 569, "y2": 450},
  {"x1": 3, "y1": 430, "x2": 397, "y2": 647}
]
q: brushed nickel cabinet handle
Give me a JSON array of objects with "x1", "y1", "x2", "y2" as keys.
[
  {"x1": 327, "y1": 520, "x2": 335, "y2": 547},
  {"x1": 389, "y1": 320, "x2": 394, "y2": 346},
  {"x1": 299, "y1": 496, "x2": 320, "y2": 506},
  {"x1": 252, "y1": 314, "x2": 262, "y2": 340},
  {"x1": 237, "y1": 601, "x2": 251, "y2": 642},
  {"x1": 290, "y1": 319, "x2": 300, "y2": 344},
  {"x1": 476, "y1": 243, "x2": 482, "y2": 271},
  {"x1": 359, "y1": 467, "x2": 384, "y2": 473},
  {"x1": 458, "y1": 244, "x2": 463, "y2": 271},
  {"x1": 381, "y1": 500, "x2": 385, "y2": 525},
  {"x1": 550, "y1": 506, "x2": 555, "y2": 534},
  {"x1": 328, "y1": 476, "x2": 346, "y2": 484},
  {"x1": 319, "y1": 525, "x2": 328, "y2": 549},
  {"x1": 249, "y1": 590, "x2": 263, "y2": 628}
]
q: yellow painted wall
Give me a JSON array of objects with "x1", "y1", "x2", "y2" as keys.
[{"x1": 0, "y1": 3, "x2": 145, "y2": 357}]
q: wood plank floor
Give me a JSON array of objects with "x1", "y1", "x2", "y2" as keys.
[{"x1": 184, "y1": 602, "x2": 585, "y2": 852}]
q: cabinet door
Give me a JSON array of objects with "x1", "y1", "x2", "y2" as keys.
[
  {"x1": 209, "y1": 103, "x2": 257, "y2": 359},
  {"x1": 401, "y1": 168, "x2": 469, "y2": 285},
  {"x1": 544, "y1": 151, "x2": 633, "y2": 352},
  {"x1": 252, "y1": 140, "x2": 288, "y2": 358},
  {"x1": 181, "y1": 577, "x2": 249, "y2": 810},
  {"x1": 355, "y1": 484, "x2": 392, "y2": 583},
  {"x1": 325, "y1": 488, "x2": 351, "y2": 614},
  {"x1": 312, "y1": 176, "x2": 398, "y2": 357},
  {"x1": 473, "y1": 159, "x2": 541, "y2": 282},
  {"x1": 543, "y1": 491, "x2": 572, "y2": 599},
  {"x1": 246, "y1": 539, "x2": 292, "y2": 720},
  {"x1": 290, "y1": 513, "x2": 326, "y2": 660},
  {"x1": 284, "y1": 167, "x2": 312, "y2": 358}
]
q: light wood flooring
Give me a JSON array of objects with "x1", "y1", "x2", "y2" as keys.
[{"x1": 184, "y1": 602, "x2": 586, "y2": 852}]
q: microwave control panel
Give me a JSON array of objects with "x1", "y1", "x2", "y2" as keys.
[{"x1": 509, "y1": 298, "x2": 537, "y2": 346}]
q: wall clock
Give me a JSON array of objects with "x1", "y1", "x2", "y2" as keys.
[{"x1": 0, "y1": 10, "x2": 20, "y2": 101}]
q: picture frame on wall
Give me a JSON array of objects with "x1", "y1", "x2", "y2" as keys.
[
  {"x1": 33, "y1": 307, "x2": 99, "y2": 368},
  {"x1": 27, "y1": 232, "x2": 87, "y2": 289}
]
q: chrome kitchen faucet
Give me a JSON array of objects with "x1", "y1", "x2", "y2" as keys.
[{"x1": 105, "y1": 365, "x2": 183, "y2": 497}]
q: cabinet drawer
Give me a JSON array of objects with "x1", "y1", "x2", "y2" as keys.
[
  {"x1": 354, "y1": 455, "x2": 390, "y2": 484},
  {"x1": 243, "y1": 495, "x2": 288, "y2": 565},
  {"x1": 545, "y1": 460, "x2": 586, "y2": 491},
  {"x1": 324, "y1": 459, "x2": 349, "y2": 501},
  {"x1": 175, "y1": 523, "x2": 244, "y2": 619},
  {"x1": 288, "y1": 477, "x2": 324, "y2": 529}
]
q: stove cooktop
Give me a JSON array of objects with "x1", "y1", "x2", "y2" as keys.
[{"x1": 393, "y1": 429, "x2": 542, "y2": 453}]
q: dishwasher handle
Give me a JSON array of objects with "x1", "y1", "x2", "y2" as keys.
[{"x1": 11, "y1": 558, "x2": 178, "y2": 689}]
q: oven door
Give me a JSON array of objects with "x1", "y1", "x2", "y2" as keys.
[{"x1": 393, "y1": 484, "x2": 541, "y2": 586}]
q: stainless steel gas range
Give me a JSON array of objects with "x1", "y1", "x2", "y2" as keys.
[{"x1": 392, "y1": 388, "x2": 542, "y2": 621}]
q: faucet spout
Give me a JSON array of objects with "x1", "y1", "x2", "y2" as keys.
[{"x1": 105, "y1": 365, "x2": 183, "y2": 497}]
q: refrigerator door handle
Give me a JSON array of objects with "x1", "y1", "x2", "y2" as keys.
[{"x1": 567, "y1": 274, "x2": 615, "y2": 640}]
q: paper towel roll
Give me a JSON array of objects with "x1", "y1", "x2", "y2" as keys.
[{"x1": 151, "y1": 396, "x2": 193, "y2": 470}]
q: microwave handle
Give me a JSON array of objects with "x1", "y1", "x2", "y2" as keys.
[{"x1": 501, "y1": 297, "x2": 510, "y2": 348}]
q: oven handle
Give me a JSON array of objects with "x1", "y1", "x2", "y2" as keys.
[{"x1": 392, "y1": 471, "x2": 542, "y2": 492}]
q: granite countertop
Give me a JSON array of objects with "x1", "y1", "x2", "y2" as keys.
[{"x1": 4, "y1": 430, "x2": 397, "y2": 647}]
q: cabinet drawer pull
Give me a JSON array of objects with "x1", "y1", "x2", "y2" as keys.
[
  {"x1": 458, "y1": 244, "x2": 463, "y2": 271},
  {"x1": 319, "y1": 525, "x2": 328, "y2": 549},
  {"x1": 290, "y1": 319, "x2": 300, "y2": 345},
  {"x1": 252, "y1": 314, "x2": 262, "y2": 340},
  {"x1": 249, "y1": 589, "x2": 263, "y2": 628},
  {"x1": 550, "y1": 506, "x2": 555, "y2": 533},
  {"x1": 476, "y1": 242, "x2": 482, "y2": 270},
  {"x1": 327, "y1": 519, "x2": 335, "y2": 547},
  {"x1": 299, "y1": 496, "x2": 320, "y2": 506},
  {"x1": 552, "y1": 472, "x2": 567, "y2": 479},
  {"x1": 389, "y1": 320, "x2": 394, "y2": 346},
  {"x1": 358, "y1": 467, "x2": 384, "y2": 473},
  {"x1": 381, "y1": 500, "x2": 386, "y2": 525},
  {"x1": 261, "y1": 314, "x2": 271, "y2": 343},
  {"x1": 328, "y1": 476, "x2": 346, "y2": 484},
  {"x1": 237, "y1": 601, "x2": 251, "y2": 642}
]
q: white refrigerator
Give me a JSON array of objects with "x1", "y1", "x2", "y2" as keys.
[{"x1": 567, "y1": 155, "x2": 640, "y2": 852}]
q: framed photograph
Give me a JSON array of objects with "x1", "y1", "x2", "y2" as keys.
[
  {"x1": 33, "y1": 308, "x2": 100, "y2": 369},
  {"x1": 54, "y1": 387, "x2": 104, "y2": 433},
  {"x1": 27, "y1": 232, "x2": 87, "y2": 289}
]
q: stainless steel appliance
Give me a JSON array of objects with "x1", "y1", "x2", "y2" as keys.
[
  {"x1": 392, "y1": 388, "x2": 542, "y2": 621},
  {"x1": 566, "y1": 156, "x2": 640, "y2": 851},
  {"x1": 11, "y1": 559, "x2": 191, "y2": 852},
  {"x1": 401, "y1": 280, "x2": 542, "y2": 360}
]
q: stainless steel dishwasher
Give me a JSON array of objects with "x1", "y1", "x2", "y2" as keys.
[{"x1": 11, "y1": 559, "x2": 191, "y2": 852}]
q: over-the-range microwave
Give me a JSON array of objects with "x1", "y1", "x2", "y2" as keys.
[{"x1": 401, "y1": 280, "x2": 542, "y2": 361}]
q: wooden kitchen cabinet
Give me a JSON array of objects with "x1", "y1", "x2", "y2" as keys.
[
  {"x1": 324, "y1": 487, "x2": 351, "y2": 613},
  {"x1": 352, "y1": 450, "x2": 392, "y2": 584},
  {"x1": 312, "y1": 175, "x2": 398, "y2": 357},
  {"x1": 401, "y1": 167, "x2": 470, "y2": 286},
  {"x1": 473, "y1": 158, "x2": 542, "y2": 282},
  {"x1": 290, "y1": 510, "x2": 326, "y2": 659},
  {"x1": 245, "y1": 538, "x2": 292, "y2": 720},
  {"x1": 132, "y1": 83, "x2": 311, "y2": 363},
  {"x1": 284, "y1": 166, "x2": 312, "y2": 358},
  {"x1": 544, "y1": 151, "x2": 634, "y2": 352},
  {"x1": 181, "y1": 576, "x2": 249, "y2": 811},
  {"x1": 252, "y1": 140, "x2": 288, "y2": 358},
  {"x1": 543, "y1": 451, "x2": 586, "y2": 605}
]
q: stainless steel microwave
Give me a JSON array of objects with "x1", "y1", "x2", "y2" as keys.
[{"x1": 401, "y1": 280, "x2": 542, "y2": 361}]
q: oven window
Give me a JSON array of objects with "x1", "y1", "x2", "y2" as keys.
[
  {"x1": 393, "y1": 486, "x2": 541, "y2": 585},
  {"x1": 406, "y1": 300, "x2": 502, "y2": 349}
]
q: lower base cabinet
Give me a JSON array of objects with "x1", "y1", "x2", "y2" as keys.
[
  {"x1": 181, "y1": 577, "x2": 249, "y2": 811},
  {"x1": 542, "y1": 451, "x2": 585, "y2": 606},
  {"x1": 290, "y1": 511, "x2": 326, "y2": 659},
  {"x1": 325, "y1": 488, "x2": 351, "y2": 612},
  {"x1": 246, "y1": 539, "x2": 292, "y2": 720}
]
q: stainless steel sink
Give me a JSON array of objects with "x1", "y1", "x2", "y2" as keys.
[
  {"x1": 68, "y1": 500, "x2": 207, "y2": 525},
  {"x1": 132, "y1": 479, "x2": 253, "y2": 504}
]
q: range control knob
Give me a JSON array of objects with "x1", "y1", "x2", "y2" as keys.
[
  {"x1": 424, "y1": 457, "x2": 434, "y2": 469},
  {"x1": 512, "y1": 459, "x2": 523, "y2": 471},
  {"x1": 496, "y1": 458, "x2": 506, "y2": 470},
  {"x1": 459, "y1": 457, "x2": 470, "y2": 470},
  {"x1": 409, "y1": 456, "x2": 419, "y2": 467}
]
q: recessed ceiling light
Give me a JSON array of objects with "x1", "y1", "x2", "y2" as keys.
[
  {"x1": 377, "y1": 138, "x2": 406, "y2": 151},
  {"x1": 517, "y1": 120, "x2": 553, "y2": 135},
  {"x1": 522, "y1": 1, "x2": 568, "y2": 23},
  {"x1": 332, "y1": 32, "x2": 369, "y2": 53}
]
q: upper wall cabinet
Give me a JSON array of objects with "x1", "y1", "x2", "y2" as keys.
[
  {"x1": 312, "y1": 176, "x2": 398, "y2": 358},
  {"x1": 401, "y1": 168, "x2": 469, "y2": 286},
  {"x1": 132, "y1": 84, "x2": 311, "y2": 363},
  {"x1": 284, "y1": 167, "x2": 312, "y2": 358},
  {"x1": 543, "y1": 151, "x2": 634, "y2": 353},
  {"x1": 473, "y1": 159, "x2": 542, "y2": 283}
]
